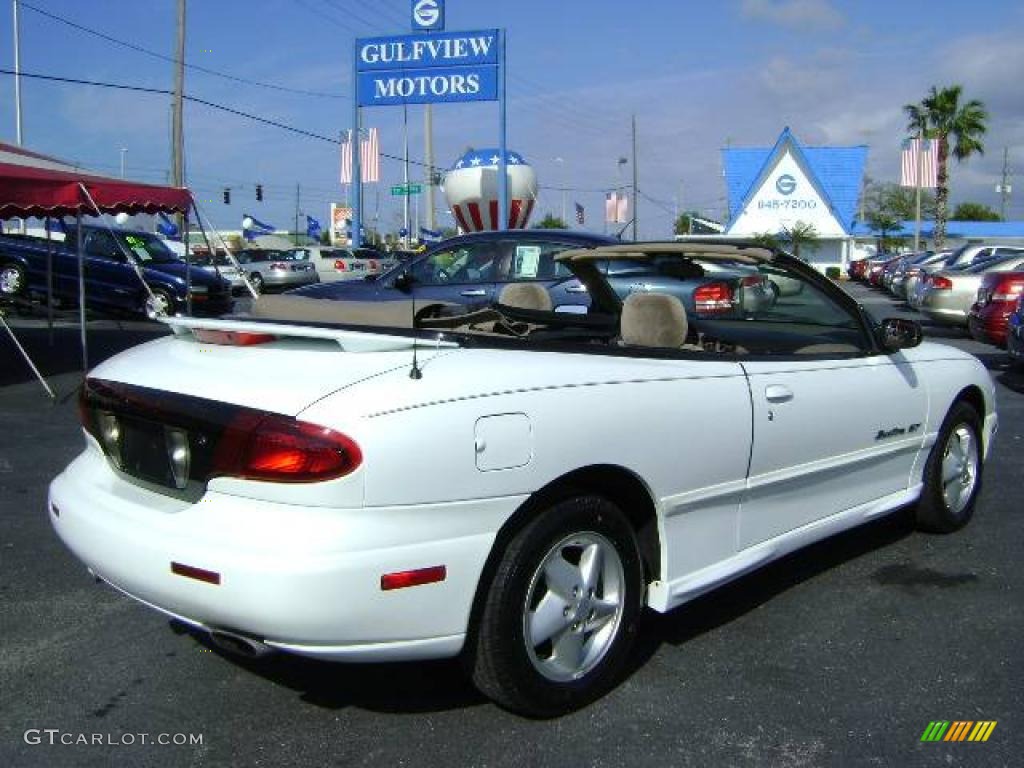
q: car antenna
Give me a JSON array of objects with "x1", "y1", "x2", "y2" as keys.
[{"x1": 404, "y1": 269, "x2": 423, "y2": 380}]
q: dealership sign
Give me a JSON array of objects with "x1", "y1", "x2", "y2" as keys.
[
  {"x1": 728, "y1": 150, "x2": 845, "y2": 237},
  {"x1": 411, "y1": 0, "x2": 444, "y2": 31},
  {"x1": 356, "y1": 30, "x2": 499, "y2": 106}
]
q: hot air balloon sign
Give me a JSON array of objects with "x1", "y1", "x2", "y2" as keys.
[{"x1": 442, "y1": 149, "x2": 537, "y2": 231}]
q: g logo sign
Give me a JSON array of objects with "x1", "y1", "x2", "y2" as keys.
[
  {"x1": 412, "y1": 0, "x2": 443, "y2": 30},
  {"x1": 776, "y1": 174, "x2": 797, "y2": 196}
]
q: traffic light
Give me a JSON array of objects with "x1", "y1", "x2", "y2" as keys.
[
  {"x1": 222, "y1": 188, "x2": 231, "y2": 205},
  {"x1": 255, "y1": 184, "x2": 263, "y2": 202}
]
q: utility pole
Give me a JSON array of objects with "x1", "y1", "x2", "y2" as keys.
[
  {"x1": 997, "y1": 147, "x2": 1012, "y2": 220},
  {"x1": 631, "y1": 114, "x2": 638, "y2": 240},
  {"x1": 171, "y1": 0, "x2": 186, "y2": 229},
  {"x1": 120, "y1": 147, "x2": 127, "y2": 178},
  {"x1": 424, "y1": 104, "x2": 436, "y2": 231},
  {"x1": 294, "y1": 183, "x2": 301, "y2": 245},
  {"x1": 402, "y1": 103, "x2": 410, "y2": 248}
]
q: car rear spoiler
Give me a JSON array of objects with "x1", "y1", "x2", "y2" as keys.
[{"x1": 161, "y1": 315, "x2": 460, "y2": 353}]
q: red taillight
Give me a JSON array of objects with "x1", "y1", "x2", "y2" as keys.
[
  {"x1": 381, "y1": 566, "x2": 447, "y2": 591},
  {"x1": 740, "y1": 275, "x2": 763, "y2": 288},
  {"x1": 930, "y1": 276, "x2": 953, "y2": 290},
  {"x1": 193, "y1": 329, "x2": 276, "y2": 346},
  {"x1": 694, "y1": 281, "x2": 734, "y2": 314},
  {"x1": 212, "y1": 411, "x2": 362, "y2": 483},
  {"x1": 991, "y1": 277, "x2": 1024, "y2": 303},
  {"x1": 334, "y1": 259, "x2": 347, "y2": 271}
]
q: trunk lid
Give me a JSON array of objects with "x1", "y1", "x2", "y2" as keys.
[{"x1": 88, "y1": 316, "x2": 458, "y2": 416}]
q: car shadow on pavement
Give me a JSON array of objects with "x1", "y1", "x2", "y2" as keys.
[
  {"x1": 171, "y1": 621, "x2": 487, "y2": 714},
  {"x1": 171, "y1": 512, "x2": 917, "y2": 716},
  {"x1": 627, "y1": 510, "x2": 915, "y2": 670}
]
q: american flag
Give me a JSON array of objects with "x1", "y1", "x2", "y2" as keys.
[
  {"x1": 605, "y1": 191, "x2": 628, "y2": 223},
  {"x1": 340, "y1": 127, "x2": 380, "y2": 184},
  {"x1": 900, "y1": 137, "x2": 938, "y2": 188},
  {"x1": 575, "y1": 202, "x2": 584, "y2": 225}
]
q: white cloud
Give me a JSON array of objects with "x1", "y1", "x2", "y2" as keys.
[{"x1": 740, "y1": 0, "x2": 845, "y2": 31}]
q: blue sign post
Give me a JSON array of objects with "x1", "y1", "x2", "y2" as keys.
[{"x1": 350, "y1": 28, "x2": 505, "y2": 247}]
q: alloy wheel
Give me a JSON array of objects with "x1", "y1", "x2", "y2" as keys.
[{"x1": 522, "y1": 531, "x2": 625, "y2": 683}]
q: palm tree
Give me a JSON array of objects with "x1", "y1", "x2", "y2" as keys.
[
  {"x1": 780, "y1": 221, "x2": 820, "y2": 261},
  {"x1": 904, "y1": 85, "x2": 988, "y2": 248}
]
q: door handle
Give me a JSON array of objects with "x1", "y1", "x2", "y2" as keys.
[
  {"x1": 460, "y1": 289, "x2": 487, "y2": 297},
  {"x1": 765, "y1": 384, "x2": 794, "y2": 403},
  {"x1": 564, "y1": 285, "x2": 588, "y2": 294}
]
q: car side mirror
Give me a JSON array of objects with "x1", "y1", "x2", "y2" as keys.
[
  {"x1": 879, "y1": 317, "x2": 922, "y2": 351},
  {"x1": 393, "y1": 271, "x2": 414, "y2": 293}
]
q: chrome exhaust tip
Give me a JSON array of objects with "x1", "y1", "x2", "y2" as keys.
[{"x1": 209, "y1": 630, "x2": 273, "y2": 659}]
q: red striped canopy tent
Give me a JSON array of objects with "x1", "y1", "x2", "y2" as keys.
[
  {"x1": 0, "y1": 141, "x2": 191, "y2": 218},
  {"x1": 0, "y1": 141, "x2": 195, "y2": 397}
]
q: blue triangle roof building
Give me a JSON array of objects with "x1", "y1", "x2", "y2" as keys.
[{"x1": 722, "y1": 128, "x2": 868, "y2": 235}]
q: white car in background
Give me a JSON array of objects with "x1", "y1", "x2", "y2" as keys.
[
  {"x1": 289, "y1": 245, "x2": 395, "y2": 283},
  {"x1": 49, "y1": 240, "x2": 997, "y2": 717}
]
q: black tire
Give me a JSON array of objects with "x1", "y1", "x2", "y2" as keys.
[
  {"x1": 915, "y1": 401, "x2": 984, "y2": 533},
  {"x1": 143, "y1": 287, "x2": 176, "y2": 320},
  {"x1": 468, "y1": 495, "x2": 644, "y2": 717},
  {"x1": 0, "y1": 262, "x2": 27, "y2": 297},
  {"x1": 249, "y1": 272, "x2": 264, "y2": 294}
]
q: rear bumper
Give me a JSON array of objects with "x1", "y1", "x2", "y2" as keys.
[
  {"x1": 264, "y1": 276, "x2": 318, "y2": 291},
  {"x1": 968, "y1": 305, "x2": 1011, "y2": 347},
  {"x1": 919, "y1": 305, "x2": 967, "y2": 325},
  {"x1": 49, "y1": 445, "x2": 524, "y2": 661}
]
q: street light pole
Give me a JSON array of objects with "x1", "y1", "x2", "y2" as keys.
[
  {"x1": 554, "y1": 157, "x2": 566, "y2": 226},
  {"x1": 12, "y1": 0, "x2": 23, "y2": 146},
  {"x1": 120, "y1": 147, "x2": 127, "y2": 179}
]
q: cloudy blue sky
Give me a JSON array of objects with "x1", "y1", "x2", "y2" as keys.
[{"x1": 1, "y1": 0, "x2": 1022, "y2": 237}]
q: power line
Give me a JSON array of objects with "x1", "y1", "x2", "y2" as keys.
[
  {"x1": 18, "y1": 0, "x2": 348, "y2": 100},
  {"x1": 0, "y1": 68, "x2": 441, "y2": 171}
]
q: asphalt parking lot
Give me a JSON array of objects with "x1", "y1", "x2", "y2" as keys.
[{"x1": 1, "y1": 284, "x2": 1021, "y2": 767}]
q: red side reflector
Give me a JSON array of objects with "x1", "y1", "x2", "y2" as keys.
[
  {"x1": 193, "y1": 329, "x2": 276, "y2": 346},
  {"x1": 171, "y1": 561, "x2": 221, "y2": 585},
  {"x1": 381, "y1": 565, "x2": 446, "y2": 591}
]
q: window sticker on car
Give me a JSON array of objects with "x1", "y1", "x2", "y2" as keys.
[
  {"x1": 123, "y1": 235, "x2": 154, "y2": 261},
  {"x1": 515, "y1": 246, "x2": 542, "y2": 278}
]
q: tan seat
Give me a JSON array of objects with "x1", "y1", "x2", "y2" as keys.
[
  {"x1": 497, "y1": 283, "x2": 553, "y2": 312},
  {"x1": 620, "y1": 292, "x2": 688, "y2": 348}
]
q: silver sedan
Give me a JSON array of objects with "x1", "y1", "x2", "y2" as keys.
[
  {"x1": 919, "y1": 253, "x2": 1024, "y2": 326},
  {"x1": 233, "y1": 249, "x2": 318, "y2": 294}
]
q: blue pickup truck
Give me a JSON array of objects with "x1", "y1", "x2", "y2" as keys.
[{"x1": 0, "y1": 225, "x2": 232, "y2": 318}]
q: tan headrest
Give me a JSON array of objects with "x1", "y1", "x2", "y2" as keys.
[
  {"x1": 620, "y1": 292, "x2": 688, "y2": 348},
  {"x1": 497, "y1": 282, "x2": 553, "y2": 312}
]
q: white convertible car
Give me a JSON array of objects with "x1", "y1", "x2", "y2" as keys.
[{"x1": 50, "y1": 241, "x2": 997, "y2": 716}]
